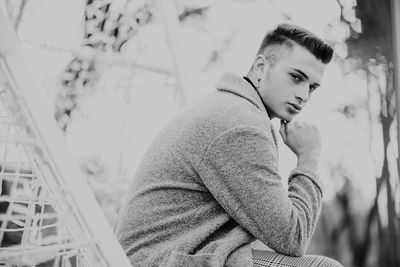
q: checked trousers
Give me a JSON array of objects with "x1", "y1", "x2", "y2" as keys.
[{"x1": 252, "y1": 250, "x2": 343, "y2": 267}]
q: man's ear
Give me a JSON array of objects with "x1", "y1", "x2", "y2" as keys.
[{"x1": 253, "y1": 54, "x2": 269, "y2": 79}]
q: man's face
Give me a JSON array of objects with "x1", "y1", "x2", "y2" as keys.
[{"x1": 258, "y1": 44, "x2": 326, "y2": 122}]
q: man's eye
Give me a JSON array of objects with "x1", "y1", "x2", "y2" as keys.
[
  {"x1": 290, "y1": 74, "x2": 302, "y2": 82},
  {"x1": 309, "y1": 85, "x2": 318, "y2": 93}
]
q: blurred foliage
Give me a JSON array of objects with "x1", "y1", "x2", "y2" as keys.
[
  {"x1": 330, "y1": 0, "x2": 400, "y2": 266},
  {"x1": 56, "y1": 0, "x2": 153, "y2": 131},
  {"x1": 345, "y1": 0, "x2": 392, "y2": 60}
]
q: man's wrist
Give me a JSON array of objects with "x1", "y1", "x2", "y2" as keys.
[{"x1": 297, "y1": 154, "x2": 319, "y2": 172}]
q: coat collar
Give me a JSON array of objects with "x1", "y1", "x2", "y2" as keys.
[
  {"x1": 215, "y1": 72, "x2": 278, "y2": 148},
  {"x1": 215, "y1": 72, "x2": 270, "y2": 118}
]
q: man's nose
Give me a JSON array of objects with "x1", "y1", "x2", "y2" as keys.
[{"x1": 295, "y1": 85, "x2": 310, "y2": 103}]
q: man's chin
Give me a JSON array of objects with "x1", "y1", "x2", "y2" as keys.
[
  {"x1": 278, "y1": 114, "x2": 295, "y2": 122},
  {"x1": 270, "y1": 110, "x2": 296, "y2": 122}
]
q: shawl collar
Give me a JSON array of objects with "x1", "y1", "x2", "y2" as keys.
[{"x1": 215, "y1": 72, "x2": 270, "y2": 117}]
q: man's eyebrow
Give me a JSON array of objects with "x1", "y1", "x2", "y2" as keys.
[{"x1": 292, "y1": 68, "x2": 320, "y2": 87}]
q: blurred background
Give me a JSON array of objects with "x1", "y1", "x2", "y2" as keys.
[{"x1": 1, "y1": 0, "x2": 400, "y2": 266}]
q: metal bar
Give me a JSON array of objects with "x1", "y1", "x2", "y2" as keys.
[
  {"x1": 76, "y1": 48, "x2": 173, "y2": 76},
  {"x1": 158, "y1": 0, "x2": 189, "y2": 107}
]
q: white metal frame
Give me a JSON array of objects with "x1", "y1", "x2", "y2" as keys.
[{"x1": 0, "y1": 5, "x2": 132, "y2": 267}]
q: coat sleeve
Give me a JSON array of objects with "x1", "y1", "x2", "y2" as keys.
[{"x1": 196, "y1": 126, "x2": 323, "y2": 256}]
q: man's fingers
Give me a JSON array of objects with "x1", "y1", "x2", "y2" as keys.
[{"x1": 279, "y1": 120, "x2": 287, "y2": 142}]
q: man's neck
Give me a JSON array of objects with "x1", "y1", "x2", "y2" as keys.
[
  {"x1": 242, "y1": 76, "x2": 271, "y2": 118},
  {"x1": 242, "y1": 76, "x2": 258, "y2": 91}
]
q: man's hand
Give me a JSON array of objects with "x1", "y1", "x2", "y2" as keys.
[{"x1": 279, "y1": 120, "x2": 321, "y2": 171}]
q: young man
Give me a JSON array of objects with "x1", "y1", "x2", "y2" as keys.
[{"x1": 115, "y1": 23, "x2": 343, "y2": 267}]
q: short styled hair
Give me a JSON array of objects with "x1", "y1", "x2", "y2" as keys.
[{"x1": 257, "y1": 23, "x2": 334, "y2": 66}]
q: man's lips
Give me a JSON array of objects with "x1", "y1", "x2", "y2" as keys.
[{"x1": 288, "y1": 103, "x2": 302, "y2": 112}]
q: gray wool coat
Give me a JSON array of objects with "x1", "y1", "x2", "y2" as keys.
[{"x1": 115, "y1": 73, "x2": 324, "y2": 267}]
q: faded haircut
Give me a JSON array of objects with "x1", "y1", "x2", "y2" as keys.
[{"x1": 257, "y1": 23, "x2": 334, "y2": 67}]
